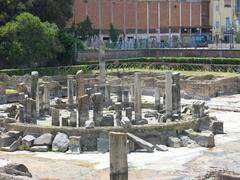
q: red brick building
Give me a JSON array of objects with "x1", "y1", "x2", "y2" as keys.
[{"x1": 67, "y1": 0, "x2": 211, "y2": 46}]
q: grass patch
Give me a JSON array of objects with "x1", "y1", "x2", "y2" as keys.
[
  {"x1": 5, "y1": 89, "x2": 18, "y2": 95},
  {"x1": 100, "y1": 68, "x2": 239, "y2": 77}
]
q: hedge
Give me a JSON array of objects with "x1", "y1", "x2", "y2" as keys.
[{"x1": 0, "y1": 65, "x2": 88, "y2": 76}]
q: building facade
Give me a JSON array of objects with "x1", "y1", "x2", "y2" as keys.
[
  {"x1": 209, "y1": 0, "x2": 238, "y2": 43},
  {"x1": 67, "y1": 0, "x2": 211, "y2": 47}
]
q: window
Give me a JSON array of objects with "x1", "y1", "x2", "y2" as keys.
[{"x1": 224, "y1": 0, "x2": 231, "y2": 7}]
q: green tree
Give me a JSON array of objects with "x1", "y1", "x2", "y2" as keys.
[
  {"x1": 0, "y1": 12, "x2": 62, "y2": 67},
  {"x1": 76, "y1": 16, "x2": 96, "y2": 41},
  {"x1": 109, "y1": 23, "x2": 118, "y2": 43},
  {"x1": 58, "y1": 29, "x2": 84, "y2": 65},
  {"x1": 30, "y1": 0, "x2": 73, "y2": 28},
  {"x1": 0, "y1": 0, "x2": 73, "y2": 28},
  {"x1": 0, "y1": 0, "x2": 34, "y2": 26}
]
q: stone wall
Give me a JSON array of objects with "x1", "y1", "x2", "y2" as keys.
[
  {"x1": 3, "y1": 120, "x2": 195, "y2": 151},
  {"x1": 77, "y1": 49, "x2": 240, "y2": 62}
]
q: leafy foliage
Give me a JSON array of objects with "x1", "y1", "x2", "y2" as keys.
[
  {"x1": 109, "y1": 23, "x2": 118, "y2": 43},
  {"x1": 0, "y1": 0, "x2": 73, "y2": 28},
  {"x1": 0, "y1": 12, "x2": 62, "y2": 67},
  {"x1": 0, "y1": 0, "x2": 33, "y2": 26},
  {"x1": 30, "y1": 0, "x2": 73, "y2": 28},
  {"x1": 75, "y1": 16, "x2": 96, "y2": 41}
]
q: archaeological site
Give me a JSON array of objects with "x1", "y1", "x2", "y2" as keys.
[{"x1": 1, "y1": 61, "x2": 240, "y2": 180}]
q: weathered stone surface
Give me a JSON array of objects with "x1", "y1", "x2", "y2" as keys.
[
  {"x1": 33, "y1": 133, "x2": 53, "y2": 146},
  {"x1": 109, "y1": 132, "x2": 128, "y2": 180},
  {"x1": 91, "y1": 93, "x2": 104, "y2": 126},
  {"x1": 168, "y1": 136, "x2": 181, "y2": 148},
  {"x1": 132, "y1": 119, "x2": 148, "y2": 125},
  {"x1": 97, "y1": 138, "x2": 109, "y2": 153},
  {"x1": 61, "y1": 115, "x2": 69, "y2": 127},
  {"x1": 0, "y1": 95, "x2": 7, "y2": 105},
  {"x1": 127, "y1": 133, "x2": 154, "y2": 152},
  {"x1": 52, "y1": 133, "x2": 69, "y2": 152},
  {"x1": 9, "y1": 136, "x2": 22, "y2": 152},
  {"x1": 0, "y1": 163, "x2": 32, "y2": 178},
  {"x1": 0, "y1": 131, "x2": 22, "y2": 148},
  {"x1": 100, "y1": 114, "x2": 114, "y2": 127},
  {"x1": 69, "y1": 110, "x2": 77, "y2": 127},
  {"x1": 67, "y1": 136, "x2": 81, "y2": 154},
  {"x1": 30, "y1": 146, "x2": 48, "y2": 152},
  {"x1": 192, "y1": 101, "x2": 205, "y2": 118},
  {"x1": 51, "y1": 107, "x2": 60, "y2": 126},
  {"x1": 179, "y1": 135, "x2": 198, "y2": 148},
  {"x1": 134, "y1": 73, "x2": 142, "y2": 121},
  {"x1": 121, "y1": 117, "x2": 132, "y2": 128},
  {"x1": 210, "y1": 120, "x2": 224, "y2": 135},
  {"x1": 115, "y1": 102, "x2": 122, "y2": 126},
  {"x1": 127, "y1": 140, "x2": 135, "y2": 153},
  {"x1": 22, "y1": 135, "x2": 36, "y2": 150},
  {"x1": 75, "y1": 70, "x2": 85, "y2": 98},
  {"x1": 125, "y1": 107, "x2": 132, "y2": 121},
  {"x1": 67, "y1": 75, "x2": 74, "y2": 110},
  {"x1": 85, "y1": 120, "x2": 94, "y2": 129},
  {"x1": 155, "y1": 144, "x2": 168, "y2": 151},
  {"x1": 78, "y1": 95, "x2": 89, "y2": 127},
  {"x1": 185, "y1": 129, "x2": 215, "y2": 148}
]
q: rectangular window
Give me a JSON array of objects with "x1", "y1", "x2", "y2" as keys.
[{"x1": 224, "y1": 0, "x2": 231, "y2": 7}]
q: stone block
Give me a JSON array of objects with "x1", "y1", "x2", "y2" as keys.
[
  {"x1": 0, "y1": 131, "x2": 22, "y2": 147},
  {"x1": 185, "y1": 129, "x2": 215, "y2": 148},
  {"x1": 155, "y1": 144, "x2": 168, "y2": 151},
  {"x1": 52, "y1": 133, "x2": 69, "y2": 152},
  {"x1": 127, "y1": 133, "x2": 154, "y2": 152},
  {"x1": 210, "y1": 121, "x2": 224, "y2": 135},
  {"x1": 33, "y1": 133, "x2": 53, "y2": 146},
  {"x1": 121, "y1": 117, "x2": 132, "y2": 128},
  {"x1": 100, "y1": 114, "x2": 114, "y2": 127},
  {"x1": 168, "y1": 136, "x2": 181, "y2": 148},
  {"x1": 97, "y1": 138, "x2": 109, "y2": 153},
  {"x1": 22, "y1": 135, "x2": 36, "y2": 150},
  {"x1": 67, "y1": 136, "x2": 81, "y2": 154},
  {"x1": 30, "y1": 146, "x2": 49, "y2": 152}
]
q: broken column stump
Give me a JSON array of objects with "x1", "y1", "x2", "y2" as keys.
[{"x1": 109, "y1": 132, "x2": 128, "y2": 180}]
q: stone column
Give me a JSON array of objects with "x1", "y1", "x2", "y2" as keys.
[
  {"x1": 117, "y1": 86, "x2": 122, "y2": 102},
  {"x1": 76, "y1": 70, "x2": 85, "y2": 98},
  {"x1": 51, "y1": 107, "x2": 60, "y2": 126},
  {"x1": 92, "y1": 93, "x2": 104, "y2": 126},
  {"x1": 24, "y1": 98, "x2": 37, "y2": 124},
  {"x1": 192, "y1": 101, "x2": 205, "y2": 118},
  {"x1": 115, "y1": 102, "x2": 122, "y2": 126},
  {"x1": 42, "y1": 83, "x2": 50, "y2": 114},
  {"x1": 134, "y1": 73, "x2": 142, "y2": 121},
  {"x1": 105, "y1": 82, "x2": 111, "y2": 103},
  {"x1": 67, "y1": 75, "x2": 74, "y2": 110},
  {"x1": 78, "y1": 95, "x2": 90, "y2": 127},
  {"x1": 70, "y1": 110, "x2": 77, "y2": 127},
  {"x1": 19, "y1": 105, "x2": 24, "y2": 123},
  {"x1": 155, "y1": 87, "x2": 161, "y2": 111},
  {"x1": 125, "y1": 107, "x2": 132, "y2": 121},
  {"x1": 130, "y1": 84, "x2": 134, "y2": 103},
  {"x1": 109, "y1": 132, "x2": 128, "y2": 180},
  {"x1": 172, "y1": 73, "x2": 181, "y2": 115},
  {"x1": 165, "y1": 72, "x2": 173, "y2": 116},
  {"x1": 123, "y1": 90, "x2": 129, "y2": 108},
  {"x1": 31, "y1": 71, "x2": 39, "y2": 117}
]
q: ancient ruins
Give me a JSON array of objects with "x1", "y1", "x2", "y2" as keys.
[{"x1": 0, "y1": 64, "x2": 228, "y2": 179}]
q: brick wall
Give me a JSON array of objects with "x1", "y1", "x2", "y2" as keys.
[{"x1": 67, "y1": 0, "x2": 210, "y2": 31}]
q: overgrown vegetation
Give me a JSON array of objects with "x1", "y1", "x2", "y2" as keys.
[{"x1": 0, "y1": 13, "x2": 62, "y2": 67}]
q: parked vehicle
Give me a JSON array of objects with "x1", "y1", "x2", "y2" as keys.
[{"x1": 190, "y1": 34, "x2": 208, "y2": 47}]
